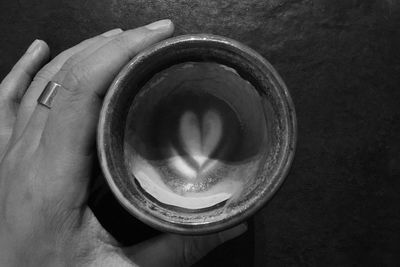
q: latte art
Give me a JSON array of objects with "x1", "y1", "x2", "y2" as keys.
[
  {"x1": 124, "y1": 62, "x2": 268, "y2": 209},
  {"x1": 171, "y1": 109, "x2": 222, "y2": 179}
]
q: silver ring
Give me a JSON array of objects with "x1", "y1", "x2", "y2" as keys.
[{"x1": 37, "y1": 81, "x2": 61, "y2": 109}]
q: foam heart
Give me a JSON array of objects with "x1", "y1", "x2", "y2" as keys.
[
  {"x1": 168, "y1": 109, "x2": 223, "y2": 180},
  {"x1": 179, "y1": 109, "x2": 222, "y2": 167}
]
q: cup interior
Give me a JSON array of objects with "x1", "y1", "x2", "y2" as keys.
[{"x1": 98, "y1": 34, "x2": 296, "y2": 234}]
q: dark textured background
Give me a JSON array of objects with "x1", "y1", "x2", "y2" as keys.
[{"x1": 1, "y1": 0, "x2": 400, "y2": 266}]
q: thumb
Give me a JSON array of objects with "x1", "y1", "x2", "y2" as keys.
[{"x1": 124, "y1": 223, "x2": 247, "y2": 267}]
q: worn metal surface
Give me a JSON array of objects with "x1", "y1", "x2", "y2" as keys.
[{"x1": 1, "y1": 0, "x2": 400, "y2": 266}]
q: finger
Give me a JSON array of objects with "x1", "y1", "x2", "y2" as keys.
[
  {"x1": 125, "y1": 224, "x2": 248, "y2": 267},
  {"x1": 12, "y1": 28, "x2": 123, "y2": 141},
  {"x1": 0, "y1": 40, "x2": 49, "y2": 158},
  {"x1": 21, "y1": 28, "x2": 123, "y2": 110},
  {"x1": 58, "y1": 20, "x2": 174, "y2": 98},
  {"x1": 0, "y1": 39, "x2": 49, "y2": 104},
  {"x1": 31, "y1": 20, "x2": 174, "y2": 156}
]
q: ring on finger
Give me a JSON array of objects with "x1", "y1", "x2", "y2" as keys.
[{"x1": 37, "y1": 81, "x2": 62, "y2": 109}]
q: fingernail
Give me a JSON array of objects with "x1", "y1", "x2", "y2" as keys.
[
  {"x1": 145, "y1": 19, "x2": 172, "y2": 31},
  {"x1": 102, "y1": 28, "x2": 123, "y2": 37},
  {"x1": 219, "y1": 223, "x2": 248, "y2": 243},
  {"x1": 27, "y1": 39, "x2": 41, "y2": 53}
]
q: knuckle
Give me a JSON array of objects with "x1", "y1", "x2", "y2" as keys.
[
  {"x1": 112, "y1": 31, "x2": 151, "y2": 57},
  {"x1": 112, "y1": 28, "x2": 152, "y2": 57},
  {"x1": 62, "y1": 53, "x2": 81, "y2": 70},
  {"x1": 56, "y1": 48, "x2": 76, "y2": 62},
  {"x1": 34, "y1": 66, "x2": 56, "y2": 83},
  {"x1": 112, "y1": 35, "x2": 131, "y2": 56},
  {"x1": 64, "y1": 63, "x2": 91, "y2": 91},
  {"x1": 56, "y1": 54, "x2": 82, "y2": 82},
  {"x1": 13, "y1": 62, "x2": 31, "y2": 78}
]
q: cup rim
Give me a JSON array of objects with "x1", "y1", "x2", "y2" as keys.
[{"x1": 97, "y1": 33, "x2": 297, "y2": 234}]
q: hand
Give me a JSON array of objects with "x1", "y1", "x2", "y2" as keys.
[{"x1": 0, "y1": 20, "x2": 247, "y2": 267}]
